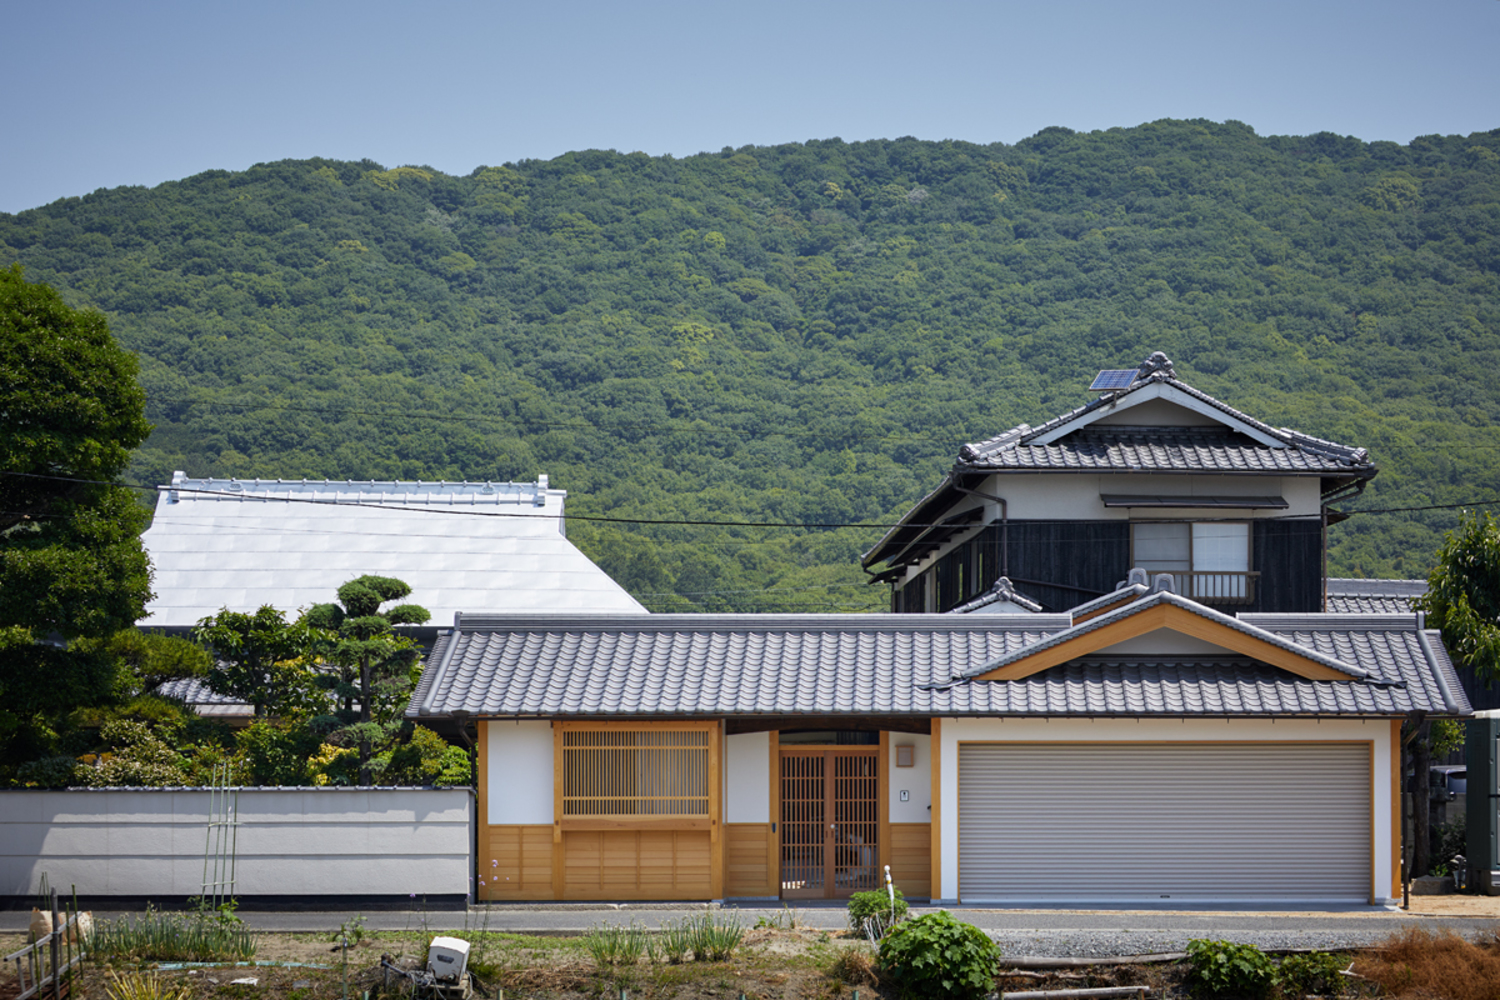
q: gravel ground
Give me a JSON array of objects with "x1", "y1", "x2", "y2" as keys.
[{"x1": 985, "y1": 927, "x2": 1396, "y2": 959}]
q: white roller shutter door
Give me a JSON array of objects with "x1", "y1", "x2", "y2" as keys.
[{"x1": 958, "y1": 742, "x2": 1370, "y2": 903}]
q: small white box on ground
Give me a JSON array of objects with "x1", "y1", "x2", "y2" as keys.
[{"x1": 427, "y1": 936, "x2": 470, "y2": 983}]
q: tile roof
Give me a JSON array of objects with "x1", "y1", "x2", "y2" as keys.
[
  {"x1": 140, "y1": 473, "x2": 646, "y2": 627},
  {"x1": 952, "y1": 591, "x2": 1367, "y2": 681},
  {"x1": 408, "y1": 605, "x2": 1468, "y2": 721},
  {"x1": 961, "y1": 425, "x2": 1364, "y2": 474},
  {"x1": 948, "y1": 577, "x2": 1044, "y2": 614},
  {"x1": 1325, "y1": 579, "x2": 1425, "y2": 615},
  {"x1": 959, "y1": 362, "x2": 1370, "y2": 472},
  {"x1": 862, "y1": 353, "x2": 1375, "y2": 569}
]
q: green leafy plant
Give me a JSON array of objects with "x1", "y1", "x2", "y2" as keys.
[
  {"x1": 106, "y1": 971, "x2": 194, "y2": 1000},
  {"x1": 878, "y1": 910, "x2": 1000, "y2": 1000},
  {"x1": 1276, "y1": 951, "x2": 1348, "y2": 997},
  {"x1": 1184, "y1": 939, "x2": 1276, "y2": 1000},
  {"x1": 653, "y1": 911, "x2": 744, "y2": 963},
  {"x1": 582, "y1": 922, "x2": 648, "y2": 967},
  {"x1": 89, "y1": 905, "x2": 256, "y2": 963},
  {"x1": 848, "y1": 887, "x2": 908, "y2": 937},
  {"x1": 753, "y1": 904, "x2": 801, "y2": 930}
]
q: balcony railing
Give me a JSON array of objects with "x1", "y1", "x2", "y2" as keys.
[{"x1": 1170, "y1": 570, "x2": 1260, "y2": 605}]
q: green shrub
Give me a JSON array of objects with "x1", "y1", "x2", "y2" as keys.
[
  {"x1": 878, "y1": 910, "x2": 1000, "y2": 1000},
  {"x1": 90, "y1": 906, "x2": 256, "y2": 963},
  {"x1": 848, "y1": 887, "x2": 908, "y2": 936},
  {"x1": 582, "y1": 922, "x2": 648, "y2": 967},
  {"x1": 1276, "y1": 951, "x2": 1348, "y2": 997},
  {"x1": 1184, "y1": 939, "x2": 1276, "y2": 1000}
]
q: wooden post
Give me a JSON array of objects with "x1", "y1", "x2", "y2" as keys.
[
  {"x1": 930, "y1": 719, "x2": 942, "y2": 902},
  {"x1": 48, "y1": 888, "x2": 59, "y2": 1000}
]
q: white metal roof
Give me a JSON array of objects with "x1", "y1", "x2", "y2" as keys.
[{"x1": 140, "y1": 473, "x2": 647, "y2": 627}]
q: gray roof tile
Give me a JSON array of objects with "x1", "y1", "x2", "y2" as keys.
[{"x1": 409, "y1": 606, "x2": 1469, "y2": 721}]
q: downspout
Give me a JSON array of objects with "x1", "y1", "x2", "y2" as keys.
[
  {"x1": 1320, "y1": 478, "x2": 1369, "y2": 614},
  {"x1": 1321, "y1": 504, "x2": 1328, "y2": 613},
  {"x1": 951, "y1": 484, "x2": 1009, "y2": 578}
]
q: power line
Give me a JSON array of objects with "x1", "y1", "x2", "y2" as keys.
[{"x1": 6, "y1": 470, "x2": 1498, "y2": 534}]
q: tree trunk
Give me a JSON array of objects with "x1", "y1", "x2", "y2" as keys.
[
  {"x1": 1412, "y1": 723, "x2": 1432, "y2": 878},
  {"x1": 358, "y1": 654, "x2": 372, "y2": 785}
]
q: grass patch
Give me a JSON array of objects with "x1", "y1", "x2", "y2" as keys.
[{"x1": 90, "y1": 908, "x2": 256, "y2": 963}]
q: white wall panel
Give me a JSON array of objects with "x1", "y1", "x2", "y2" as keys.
[
  {"x1": 889, "y1": 734, "x2": 931, "y2": 824},
  {"x1": 485, "y1": 720, "x2": 553, "y2": 824},
  {"x1": 0, "y1": 787, "x2": 472, "y2": 902},
  {"x1": 726, "y1": 732, "x2": 770, "y2": 823}
]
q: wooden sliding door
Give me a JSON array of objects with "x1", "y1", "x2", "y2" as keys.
[{"x1": 780, "y1": 747, "x2": 879, "y2": 899}]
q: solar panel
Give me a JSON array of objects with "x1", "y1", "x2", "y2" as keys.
[{"x1": 1089, "y1": 369, "x2": 1138, "y2": 391}]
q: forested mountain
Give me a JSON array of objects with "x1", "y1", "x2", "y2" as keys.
[{"x1": 3, "y1": 120, "x2": 1498, "y2": 612}]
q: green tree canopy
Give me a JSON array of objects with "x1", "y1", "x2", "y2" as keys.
[
  {"x1": 194, "y1": 606, "x2": 320, "y2": 718},
  {"x1": 0, "y1": 265, "x2": 154, "y2": 770},
  {"x1": 1416, "y1": 511, "x2": 1500, "y2": 683},
  {"x1": 304, "y1": 575, "x2": 429, "y2": 783}
]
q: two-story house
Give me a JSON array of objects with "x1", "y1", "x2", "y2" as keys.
[{"x1": 862, "y1": 352, "x2": 1377, "y2": 614}]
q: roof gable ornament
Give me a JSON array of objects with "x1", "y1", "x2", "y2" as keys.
[
  {"x1": 966, "y1": 591, "x2": 1366, "y2": 684},
  {"x1": 1137, "y1": 350, "x2": 1176, "y2": 381}
]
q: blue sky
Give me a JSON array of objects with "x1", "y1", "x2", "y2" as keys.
[{"x1": 3, "y1": 0, "x2": 1497, "y2": 215}]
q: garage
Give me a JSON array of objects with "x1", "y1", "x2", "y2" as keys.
[{"x1": 958, "y1": 742, "x2": 1371, "y2": 903}]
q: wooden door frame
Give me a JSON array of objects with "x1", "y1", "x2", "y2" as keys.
[{"x1": 777, "y1": 743, "x2": 884, "y2": 899}]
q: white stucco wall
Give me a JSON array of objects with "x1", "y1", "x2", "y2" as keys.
[
  {"x1": 725, "y1": 732, "x2": 770, "y2": 823},
  {"x1": 933, "y1": 717, "x2": 1394, "y2": 903},
  {"x1": 485, "y1": 720, "x2": 553, "y2": 825},
  {"x1": 889, "y1": 734, "x2": 932, "y2": 824},
  {"x1": 979, "y1": 473, "x2": 1323, "y2": 522},
  {"x1": 0, "y1": 787, "x2": 472, "y2": 901}
]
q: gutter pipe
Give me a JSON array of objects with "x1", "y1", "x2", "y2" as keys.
[{"x1": 951, "y1": 482, "x2": 1009, "y2": 578}]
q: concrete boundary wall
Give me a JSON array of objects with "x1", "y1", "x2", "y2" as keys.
[{"x1": 0, "y1": 787, "x2": 473, "y2": 910}]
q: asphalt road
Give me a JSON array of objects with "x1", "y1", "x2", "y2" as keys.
[{"x1": 4, "y1": 902, "x2": 1496, "y2": 939}]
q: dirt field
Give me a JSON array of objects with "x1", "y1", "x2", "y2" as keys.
[
  {"x1": 0, "y1": 924, "x2": 1168, "y2": 1000},
  {"x1": 3, "y1": 906, "x2": 1496, "y2": 1000}
]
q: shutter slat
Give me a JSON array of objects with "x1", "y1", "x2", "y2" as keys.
[{"x1": 958, "y1": 743, "x2": 1370, "y2": 903}]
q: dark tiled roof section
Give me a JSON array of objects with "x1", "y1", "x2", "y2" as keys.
[
  {"x1": 409, "y1": 609, "x2": 1466, "y2": 720},
  {"x1": 959, "y1": 374, "x2": 1370, "y2": 471},
  {"x1": 1240, "y1": 614, "x2": 1470, "y2": 715},
  {"x1": 1327, "y1": 594, "x2": 1415, "y2": 614},
  {"x1": 956, "y1": 591, "x2": 1367, "y2": 682},
  {"x1": 964, "y1": 426, "x2": 1364, "y2": 474},
  {"x1": 932, "y1": 659, "x2": 1437, "y2": 716},
  {"x1": 1325, "y1": 579, "x2": 1426, "y2": 615},
  {"x1": 408, "y1": 614, "x2": 1070, "y2": 718},
  {"x1": 157, "y1": 677, "x2": 245, "y2": 705}
]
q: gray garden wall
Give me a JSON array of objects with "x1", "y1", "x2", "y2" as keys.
[{"x1": 0, "y1": 787, "x2": 474, "y2": 910}]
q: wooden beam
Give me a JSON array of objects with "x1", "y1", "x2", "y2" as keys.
[
  {"x1": 710, "y1": 721, "x2": 724, "y2": 899},
  {"x1": 769, "y1": 729, "x2": 781, "y2": 899},
  {"x1": 930, "y1": 718, "x2": 942, "y2": 901},
  {"x1": 975, "y1": 602, "x2": 1354, "y2": 682},
  {"x1": 878, "y1": 730, "x2": 891, "y2": 877},
  {"x1": 560, "y1": 817, "x2": 712, "y2": 832},
  {"x1": 1390, "y1": 719, "x2": 1402, "y2": 901},
  {"x1": 476, "y1": 720, "x2": 489, "y2": 901},
  {"x1": 551, "y1": 721, "x2": 564, "y2": 900}
]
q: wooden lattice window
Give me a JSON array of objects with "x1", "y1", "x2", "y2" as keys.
[{"x1": 562, "y1": 729, "x2": 710, "y2": 817}]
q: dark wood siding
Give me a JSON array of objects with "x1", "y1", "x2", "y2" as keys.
[
  {"x1": 1250, "y1": 518, "x2": 1323, "y2": 613},
  {"x1": 891, "y1": 517, "x2": 1324, "y2": 614},
  {"x1": 998, "y1": 521, "x2": 1131, "y2": 612}
]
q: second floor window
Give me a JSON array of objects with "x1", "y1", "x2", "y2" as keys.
[{"x1": 1132, "y1": 522, "x2": 1251, "y2": 600}]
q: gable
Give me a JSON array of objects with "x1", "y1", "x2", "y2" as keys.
[
  {"x1": 972, "y1": 601, "x2": 1357, "y2": 683},
  {"x1": 1029, "y1": 382, "x2": 1286, "y2": 449},
  {"x1": 1092, "y1": 396, "x2": 1221, "y2": 428}
]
